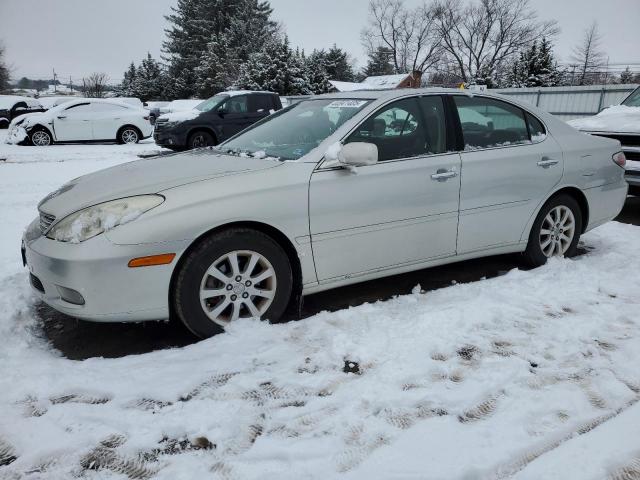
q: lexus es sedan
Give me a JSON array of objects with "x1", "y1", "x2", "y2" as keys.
[
  {"x1": 7, "y1": 98, "x2": 153, "y2": 146},
  {"x1": 23, "y1": 89, "x2": 628, "y2": 339}
]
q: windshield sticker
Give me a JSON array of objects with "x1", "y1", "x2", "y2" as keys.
[{"x1": 327, "y1": 100, "x2": 368, "y2": 109}]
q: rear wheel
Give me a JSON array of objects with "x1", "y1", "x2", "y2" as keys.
[
  {"x1": 523, "y1": 194, "x2": 582, "y2": 267},
  {"x1": 188, "y1": 130, "x2": 216, "y2": 149},
  {"x1": 118, "y1": 126, "x2": 140, "y2": 144},
  {"x1": 30, "y1": 127, "x2": 53, "y2": 146},
  {"x1": 172, "y1": 228, "x2": 293, "y2": 339}
]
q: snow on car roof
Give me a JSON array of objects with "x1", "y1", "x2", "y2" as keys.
[
  {"x1": 568, "y1": 105, "x2": 640, "y2": 134},
  {"x1": 0, "y1": 95, "x2": 43, "y2": 109}
]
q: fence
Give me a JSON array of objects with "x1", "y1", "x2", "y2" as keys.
[{"x1": 492, "y1": 84, "x2": 638, "y2": 121}]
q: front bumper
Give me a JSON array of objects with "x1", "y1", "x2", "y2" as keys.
[
  {"x1": 22, "y1": 218, "x2": 190, "y2": 323},
  {"x1": 153, "y1": 128, "x2": 186, "y2": 148}
]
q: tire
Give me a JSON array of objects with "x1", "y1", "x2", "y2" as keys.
[
  {"x1": 172, "y1": 228, "x2": 293, "y2": 339},
  {"x1": 522, "y1": 194, "x2": 582, "y2": 268},
  {"x1": 118, "y1": 126, "x2": 140, "y2": 144},
  {"x1": 29, "y1": 127, "x2": 53, "y2": 146},
  {"x1": 188, "y1": 130, "x2": 216, "y2": 149}
]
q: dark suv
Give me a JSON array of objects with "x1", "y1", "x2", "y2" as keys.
[{"x1": 154, "y1": 91, "x2": 282, "y2": 150}]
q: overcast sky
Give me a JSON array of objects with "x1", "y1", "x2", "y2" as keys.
[{"x1": 1, "y1": 0, "x2": 638, "y2": 83}]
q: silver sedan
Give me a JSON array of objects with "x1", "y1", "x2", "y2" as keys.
[{"x1": 23, "y1": 88, "x2": 628, "y2": 338}]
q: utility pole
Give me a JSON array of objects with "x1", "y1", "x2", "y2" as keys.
[
  {"x1": 52, "y1": 68, "x2": 57, "y2": 93},
  {"x1": 69, "y1": 75, "x2": 73, "y2": 93}
]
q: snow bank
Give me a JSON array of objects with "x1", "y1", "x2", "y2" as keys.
[{"x1": 0, "y1": 132, "x2": 639, "y2": 478}]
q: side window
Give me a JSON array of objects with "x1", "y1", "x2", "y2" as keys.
[
  {"x1": 454, "y1": 96, "x2": 529, "y2": 150},
  {"x1": 224, "y1": 96, "x2": 248, "y2": 114},
  {"x1": 88, "y1": 103, "x2": 121, "y2": 113},
  {"x1": 347, "y1": 98, "x2": 429, "y2": 161},
  {"x1": 526, "y1": 113, "x2": 547, "y2": 143},
  {"x1": 417, "y1": 96, "x2": 447, "y2": 154},
  {"x1": 64, "y1": 103, "x2": 91, "y2": 114},
  {"x1": 251, "y1": 95, "x2": 274, "y2": 113}
]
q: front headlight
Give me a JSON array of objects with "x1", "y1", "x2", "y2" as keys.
[{"x1": 47, "y1": 195, "x2": 164, "y2": 243}]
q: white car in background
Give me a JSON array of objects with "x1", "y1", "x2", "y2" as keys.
[
  {"x1": 6, "y1": 98, "x2": 153, "y2": 146},
  {"x1": 569, "y1": 86, "x2": 640, "y2": 195}
]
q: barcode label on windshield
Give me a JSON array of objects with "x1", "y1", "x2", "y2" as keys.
[{"x1": 327, "y1": 100, "x2": 368, "y2": 108}]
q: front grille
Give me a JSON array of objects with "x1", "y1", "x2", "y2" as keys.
[
  {"x1": 624, "y1": 150, "x2": 640, "y2": 162},
  {"x1": 154, "y1": 118, "x2": 168, "y2": 131},
  {"x1": 592, "y1": 133, "x2": 640, "y2": 147},
  {"x1": 627, "y1": 169, "x2": 640, "y2": 177},
  {"x1": 30, "y1": 273, "x2": 45, "y2": 293},
  {"x1": 39, "y1": 212, "x2": 56, "y2": 234}
]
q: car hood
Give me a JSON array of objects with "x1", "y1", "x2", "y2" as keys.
[
  {"x1": 9, "y1": 112, "x2": 49, "y2": 128},
  {"x1": 568, "y1": 105, "x2": 640, "y2": 134},
  {"x1": 158, "y1": 110, "x2": 201, "y2": 123},
  {"x1": 38, "y1": 150, "x2": 282, "y2": 217}
]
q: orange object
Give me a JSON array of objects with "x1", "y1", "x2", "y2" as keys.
[{"x1": 128, "y1": 253, "x2": 176, "y2": 268}]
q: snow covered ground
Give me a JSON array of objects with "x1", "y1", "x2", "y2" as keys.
[{"x1": 1, "y1": 130, "x2": 640, "y2": 479}]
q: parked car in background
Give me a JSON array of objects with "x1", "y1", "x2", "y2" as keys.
[
  {"x1": 24, "y1": 89, "x2": 627, "y2": 339},
  {"x1": 6, "y1": 98, "x2": 153, "y2": 146},
  {"x1": 0, "y1": 96, "x2": 45, "y2": 129},
  {"x1": 569, "y1": 86, "x2": 640, "y2": 195},
  {"x1": 145, "y1": 101, "x2": 170, "y2": 125},
  {"x1": 154, "y1": 91, "x2": 282, "y2": 150}
]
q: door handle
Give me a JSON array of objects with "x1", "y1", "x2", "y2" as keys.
[
  {"x1": 537, "y1": 157, "x2": 559, "y2": 168},
  {"x1": 431, "y1": 169, "x2": 458, "y2": 181},
  {"x1": 57, "y1": 115, "x2": 67, "y2": 120}
]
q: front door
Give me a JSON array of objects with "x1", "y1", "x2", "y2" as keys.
[
  {"x1": 54, "y1": 103, "x2": 93, "y2": 141},
  {"x1": 219, "y1": 95, "x2": 251, "y2": 139},
  {"x1": 309, "y1": 96, "x2": 461, "y2": 282},
  {"x1": 452, "y1": 95, "x2": 563, "y2": 253}
]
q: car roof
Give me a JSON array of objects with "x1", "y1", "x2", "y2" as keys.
[{"x1": 308, "y1": 87, "x2": 517, "y2": 102}]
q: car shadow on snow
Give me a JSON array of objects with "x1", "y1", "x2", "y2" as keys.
[{"x1": 36, "y1": 195, "x2": 639, "y2": 361}]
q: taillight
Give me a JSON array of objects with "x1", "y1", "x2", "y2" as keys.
[{"x1": 612, "y1": 152, "x2": 626, "y2": 168}]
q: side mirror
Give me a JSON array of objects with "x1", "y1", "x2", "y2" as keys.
[
  {"x1": 338, "y1": 142, "x2": 378, "y2": 167},
  {"x1": 218, "y1": 107, "x2": 228, "y2": 116}
]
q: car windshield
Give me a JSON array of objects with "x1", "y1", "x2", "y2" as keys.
[
  {"x1": 219, "y1": 98, "x2": 372, "y2": 160},
  {"x1": 622, "y1": 87, "x2": 640, "y2": 107},
  {"x1": 196, "y1": 95, "x2": 228, "y2": 112}
]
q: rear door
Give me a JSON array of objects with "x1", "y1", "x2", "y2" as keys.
[
  {"x1": 309, "y1": 95, "x2": 461, "y2": 282},
  {"x1": 88, "y1": 103, "x2": 129, "y2": 140},
  {"x1": 53, "y1": 103, "x2": 93, "y2": 141},
  {"x1": 452, "y1": 95, "x2": 563, "y2": 253}
]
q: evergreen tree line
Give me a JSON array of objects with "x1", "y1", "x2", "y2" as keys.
[
  {"x1": 118, "y1": 0, "x2": 639, "y2": 100},
  {"x1": 118, "y1": 0, "x2": 360, "y2": 100}
]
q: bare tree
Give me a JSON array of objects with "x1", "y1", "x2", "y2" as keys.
[
  {"x1": 362, "y1": 0, "x2": 443, "y2": 75},
  {"x1": 0, "y1": 43, "x2": 11, "y2": 92},
  {"x1": 82, "y1": 72, "x2": 110, "y2": 98},
  {"x1": 433, "y1": 0, "x2": 558, "y2": 85},
  {"x1": 571, "y1": 22, "x2": 607, "y2": 86}
]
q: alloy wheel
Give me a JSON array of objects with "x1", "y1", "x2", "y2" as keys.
[
  {"x1": 199, "y1": 250, "x2": 277, "y2": 327},
  {"x1": 121, "y1": 129, "x2": 139, "y2": 144},
  {"x1": 539, "y1": 205, "x2": 576, "y2": 257},
  {"x1": 31, "y1": 130, "x2": 51, "y2": 146}
]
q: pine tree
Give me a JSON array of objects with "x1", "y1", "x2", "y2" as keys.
[
  {"x1": 305, "y1": 50, "x2": 332, "y2": 94},
  {"x1": 324, "y1": 44, "x2": 355, "y2": 82},
  {"x1": 132, "y1": 53, "x2": 165, "y2": 101},
  {"x1": 120, "y1": 62, "x2": 137, "y2": 96},
  {"x1": 0, "y1": 44, "x2": 10, "y2": 92},
  {"x1": 363, "y1": 47, "x2": 394, "y2": 78},
  {"x1": 504, "y1": 38, "x2": 563, "y2": 87},
  {"x1": 235, "y1": 37, "x2": 312, "y2": 95},
  {"x1": 163, "y1": 0, "x2": 277, "y2": 99}
]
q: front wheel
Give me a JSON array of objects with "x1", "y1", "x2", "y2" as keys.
[
  {"x1": 172, "y1": 228, "x2": 293, "y2": 339},
  {"x1": 523, "y1": 194, "x2": 582, "y2": 267},
  {"x1": 30, "y1": 128, "x2": 53, "y2": 146},
  {"x1": 188, "y1": 131, "x2": 215, "y2": 149}
]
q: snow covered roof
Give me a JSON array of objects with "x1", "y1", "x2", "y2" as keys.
[
  {"x1": 0, "y1": 95, "x2": 42, "y2": 109},
  {"x1": 329, "y1": 74, "x2": 414, "y2": 92},
  {"x1": 363, "y1": 74, "x2": 411, "y2": 89}
]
